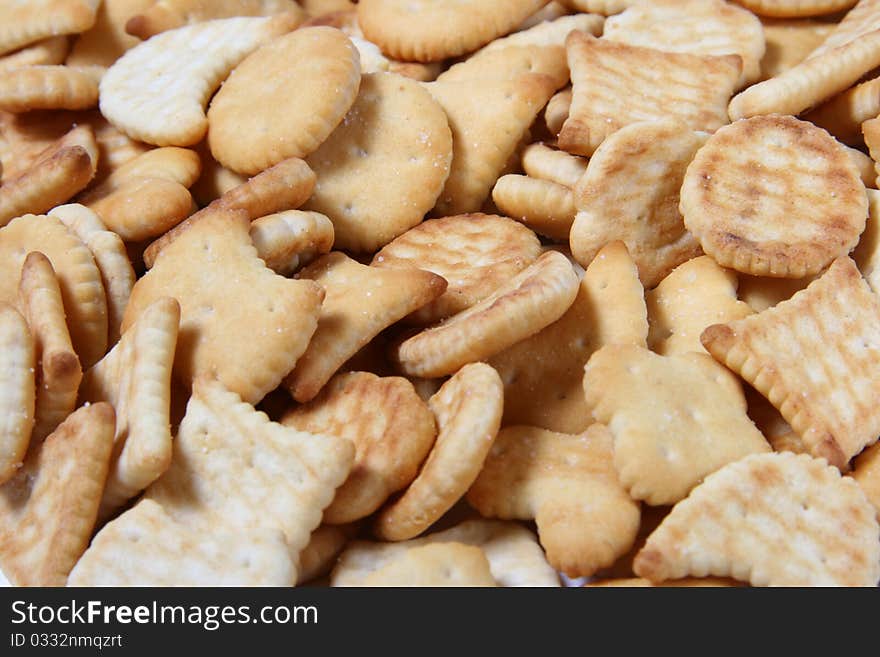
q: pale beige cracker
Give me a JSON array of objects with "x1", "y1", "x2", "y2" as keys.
[
  {"x1": 79, "y1": 297, "x2": 180, "y2": 519},
  {"x1": 846, "y1": 144, "x2": 877, "y2": 186},
  {"x1": 559, "y1": 32, "x2": 741, "y2": 156},
  {"x1": 145, "y1": 378, "x2": 354, "y2": 571},
  {"x1": 544, "y1": 87, "x2": 571, "y2": 136},
  {"x1": 66, "y1": 0, "x2": 154, "y2": 67},
  {"x1": 124, "y1": 208, "x2": 324, "y2": 404},
  {"x1": 125, "y1": 0, "x2": 304, "y2": 39},
  {"x1": 372, "y1": 213, "x2": 542, "y2": 325},
  {"x1": 680, "y1": 115, "x2": 867, "y2": 278},
  {"x1": 0, "y1": 37, "x2": 69, "y2": 71},
  {"x1": 701, "y1": 257, "x2": 880, "y2": 470},
  {"x1": 299, "y1": 7, "x2": 361, "y2": 32},
  {"x1": 0, "y1": 305, "x2": 35, "y2": 486},
  {"x1": 0, "y1": 212, "x2": 107, "y2": 369},
  {"x1": 302, "y1": 0, "x2": 356, "y2": 14},
  {"x1": 189, "y1": 138, "x2": 247, "y2": 207},
  {"x1": 80, "y1": 146, "x2": 202, "y2": 199},
  {"x1": 647, "y1": 256, "x2": 754, "y2": 357},
  {"x1": 143, "y1": 156, "x2": 315, "y2": 267},
  {"x1": 333, "y1": 518, "x2": 559, "y2": 586},
  {"x1": 736, "y1": 273, "x2": 813, "y2": 312},
  {"x1": 297, "y1": 523, "x2": 359, "y2": 585},
  {"x1": 357, "y1": 0, "x2": 549, "y2": 62},
  {"x1": 492, "y1": 174, "x2": 575, "y2": 242},
  {"x1": 759, "y1": 18, "x2": 836, "y2": 80},
  {"x1": 604, "y1": 0, "x2": 765, "y2": 87},
  {"x1": 634, "y1": 451, "x2": 880, "y2": 586},
  {"x1": 393, "y1": 250, "x2": 579, "y2": 379},
  {"x1": 0, "y1": 64, "x2": 103, "y2": 112},
  {"x1": 0, "y1": 0, "x2": 99, "y2": 57},
  {"x1": 0, "y1": 402, "x2": 114, "y2": 586},
  {"x1": 302, "y1": 72, "x2": 452, "y2": 252},
  {"x1": 284, "y1": 372, "x2": 436, "y2": 524},
  {"x1": 585, "y1": 345, "x2": 771, "y2": 505},
  {"x1": 519, "y1": 1, "x2": 571, "y2": 29},
  {"x1": 18, "y1": 253, "x2": 82, "y2": 444},
  {"x1": 852, "y1": 442, "x2": 880, "y2": 520},
  {"x1": 426, "y1": 72, "x2": 560, "y2": 216},
  {"x1": 854, "y1": 188, "x2": 880, "y2": 293},
  {"x1": 439, "y1": 45, "x2": 569, "y2": 88},
  {"x1": 284, "y1": 252, "x2": 446, "y2": 403},
  {"x1": 571, "y1": 120, "x2": 707, "y2": 288},
  {"x1": 86, "y1": 177, "x2": 194, "y2": 242},
  {"x1": 0, "y1": 124, "x2": 98, "y2": 226},
  {"x1": 100, "y1": 14, "x2": 299, "y2": 147},
  {"x1": 361, "y1": 543, "x2": 497, "y2": 586},
  {"x1": 374, "y1": 363, "x2": 503, "y2": 541},
  {"x1": 805, "y1": 75, "x2": 880, "y2": 144},
  {"x1": 521, "y1": 142, "x2": 588, "y2": 188},
  {"x1": 68, "y1": 499, "x2": 295, "y2": 586},
  {"x1": 250, "y1": 210, "x2": 334, "y2": 276},
  {"x1": 348, "y1": 36, "x2": 391, "y2": 73},
  {"x1": 478, "y1": 14, "x2": 604, "y2": 56},
  {"x1": 467, "y1": 424, "x2": 640, "y2": 578},
  {"x1": 490, "y1": 241, "x2": 647, "y2": 434},
  {"x1": 49, "y1": 203, "x2": 136, "y2": 346},
  {"x1": 207, "y1": 26, "x2": 360, "y2": 175},
  {"x1": 735, "y1": 0, "x2": 857, "y2": 16}
]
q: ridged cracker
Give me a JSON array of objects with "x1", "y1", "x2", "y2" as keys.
[
  {"x1": 0, "y1": 305, "x2": 35, "y2": 485},
  {"x1": 283, "y1": 371, "x2": 436, "y2": 524},
  {"x1": 100, "y1": 14, "x2": 298, "y2": 146},
  {"x1": 357, "y1": 0, "x2": 548, "y2": 62},
  {"x1": 374, "y1": 363, "x2": 503, "y2": 541},
  {"x1": 556, "y1": 0, "x2": 636, "y2": 13},
  {"x1": 79, "y1": 297, "x2": 180, "y2": 519},
  {"x1": 585, "y1": 345, "x2": 771, "y2": 505},
  {"x1": 680, "y1": 115, "x2": 867, "y2": 278},
  {"x1": 737, "y1": 0, "x2": 858, "y2": 17},
  {"x1": 361, "y1": 543, "x2": 497, "y2": 586},
  {"x1": 521, "y1": 142, "x2": 588, "y2": 188},
  {"x1": 0, "y1": 402, "x2": 114, "y2": 586},
  {"x1": 852, "y1": 442, "x2": 880, "y2": 520},
  {"x1": 123, "y1": 208, "x2": 324, "y2": 404},
  {"x1": 0, "y1": 212, "x2": 107, "y2": 369},
  {"x1": 68, "y1": 499, "x2": 295, "y2": 586},
  {"x1": 0, "y1": 36, "x2": 69, "y2": 71},
  {"x1": 284, "y1": 252, "x2": 446, "y2": 402},
  {"x1": 207, "y1": 26, "x2": 360, "y2": 175},
  {"x1": 571, "y1": 120, "x2": 707, "y2": 288},
  {"x1": 492, "y1": 174, "x2": 575, "y2": 241},
  {"x1": 87, "y1": 178, "x2": 193, "y2": 242},
  {"x1": 333, "y1": 518, "x2": 559, "y2": 586},
  {"x1": 604, "y1": 0, "x2": 765, "y2": 87},
  {"x1": 559, "y1": 32, "x2": 741, "y2": 156},
  {"x1": 301, "y1": 72, "x2": 452, "y2": 252},
  {"x1": 759, "y1": 17, "x2": 836, "y2": 80},
  {"x1": 0, "y1": 64, "x2": 103, "y2": 112},
  {"x1": 701, "y1": 257, "x2": 880, "y2": 470},
  {"x1": 491, "y1": 241, "x2": 647, "y2": 434},
  {"x1": 66, "y1": 0, "x2": 153, "y2": 67},
  {"x1": 647, "y1": 256, "x2": 754, "y2": 357},
  {"x1": 634, "y1": 452, "x2": 880, "y2": 586},
  {"x1": 372, "y1": 213, "x2": 542, "y2": 325},
  {"x1": 250, "y1": 210, "x2": 334, "y2": 276},
  {"x1": 805, "y1": 75, "x2": 880, "y2": 144},
  {"x1": 125, "y1": 0, "x2": 303, "y2": 39},
  {"x1": 467, "y1": 424, "x2": 640, "y2": 577},
  {"x1": 393, "y1": 250, "x2": 579, "y2": 378},
  {"x1": 478, "y1": 13, "x2": 604, "y2": 56},
  {"x1": 0, "y1": 0, "x2": 99, "y2": 57},
  {"x1": 18, "y1": 253, "x2": 82, "y2": 444}
]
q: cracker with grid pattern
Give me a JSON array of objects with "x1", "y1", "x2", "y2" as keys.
[
  {"x1": 570, "y1": 120, "x2": 707, "y2": 288},
  {"x1": 372, "y1": 214, "x2": 542, "y2": 325},
  {"x1": 284, "y1": 252, "x2": 446, "y2": 403},
  {"x1": 393, "y1": 250, "x2": 579, "y2": 379},
  {"x1": 301, "y1": 72, "x2": 452, "y2": 253},
  {"x1": 333, "y1": 518, "x2": 559, "y2": 586},
  {"x1": 250, "y1": 210, "x2": 334, "y2": 276},
  {"x1": 283, "y1": 371, "x2": 436, "y2": 524},
  {"x1": 491, "y1": 175, "x2": 575, "y2": 242},
  {"x1": 125, "y1": 0, "x2": 304, "y2": 39},
  {"x1": 123, "y1": 208, "x2": 324, "y2": 404},
  {"x1": 0, "y1": 65, "x2": 104, "y2": 112},
  {"x1": 585, "y1": 344, "x2": 771, "y2": 505},
  {"x1": 0, "y1": 124, "x2": 98, "y2": 227},
  {"x1": 0, "y1": 212, "x2": 107, "y2": 369},
  {"x1": 559, "y1": 32, "x2": 741, "y2": 156},
  {"x1": 68, "y1": 499, "x2": 295, "y2": 586},
  {"x1": 467, "y1": 424, "x2": 640, "y2": 578},
  {"x1": 647, "y1": 256, "x2": 754, "y2": 357},
  {"x1": 737, "y1": 0, "x2": 857, "y2": 17},
  {"x1": 0, "y1": 37, "x2": 69, "y2": 71},
  {"x1": 634, "y1": 452, "x2": 880, "y2": 586},
  {"x1": 361, "y1": 543, "x2": 497, "y2": 587},
  {"x1": 100, "y1": 14, "x2": 299, "y2": 147},
  {"x1": 145, "y1": 378, "x2": 354, "y2": 573},
  {"x1": 17, "y1": 253, "x2": 82, "y2": 444},
  {"x1": 701, "y1": 257, "x2": 880, "y2": 470},
  {"x1": 207, "y1": 26, "x2": 360, "y2": 175},
  {"x1": 0, "y1": 0, "x2": 99, "y2": 57},
  {"x1": 0, "y1": 305, "x2": 34, "y2": 486},
  {"x1": 373, "y1": 363, "x2": 503, "y2": 541},
  {"x1": 66, "y1": 0, "x2": 153, "y2": 67},
  {"x1": 357, "y1": 0, "x2": 548, "y2": 62},
  {"x1": 490, "y1": 241, "x2": 646, "y2": 434},
  {"x1": 604, "y1": 0, "x2": 764, "y2": 88},
  {"x1": 0, "y1": 402, "x2": 114, "y2": 586},
  {"x1": 681, "y1": 115, "x2": 867, "y2": 278}
]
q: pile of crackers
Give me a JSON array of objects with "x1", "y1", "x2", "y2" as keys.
[{"x1": 1, "y1": 0, "x2": 879, "y2": 588}]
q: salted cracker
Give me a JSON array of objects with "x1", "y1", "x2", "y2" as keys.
[
  {"x1": 0, "y1": 0, "x2": 99, "y2": 57},
  {"x1": 852, "y1": 442, "x2": 880, "y2": 520},
  {"x1": 521, "y1": 142, "x2": 588, "y2": 189},
  {"x1": 438, "y1": 45, "x2": 569, "y2": 88},
  {"x1": 0, "y1": 305, "x2": 35, "y2": 486},
  {"x1": 361, "y1": 543, "x2": 496, "y2": 587},
  {"x1": 478, "y1": 14, "x2": 604, "y2": 55}
]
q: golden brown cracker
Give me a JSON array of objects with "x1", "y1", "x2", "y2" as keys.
[
  {"x1": 478, "y1": 13, "x2": 604, "y2": 56},
  {"x1": 0, "y1": 64, "x2": 103, "y2": 112},
  {"x1": 736, "y1": 0, "x2": 856, "y2": 16},
  {"x1": 544, "y1": 86, "x2": 571, "y2": 136},
  {"x1": 0, "y1": 0, "x2": 99, "y2": 57},
  {"x1": 125, "y1": 0, "x2": 303, "y2": 39},
  {"x1": 86, "y1": 177, "x2": 194, "y2": 242},
  {"x1": 805, "y1": 75, "x2": 880, "y2": 144},
  {"x1": 491, "y1": 174, "x2": 575, "y2": 242},
  {"x1": 759, "y1": 17, "x2": 836, "y2": 80},
  {"x1": 0, "y1": 37, "x2": 69, "y2": 71},
  {"x1": 67, "y1": 0, "x2": 154, "y2": 67},
  {"x1": 853, "y1": 188, "x2": 880, "y2": 293},
  {"x1": 249, "y1": 210, "x2": 334, "y2": 276},
  {"x1": 0, "y1": 305, "x2": 35, "y2": 486},
  {"x1": 520, "y1": 142, "x2": 588, "y2": 188},
  {"x1": 361, "y1": 543, "x2": 497, "y2": 587}
]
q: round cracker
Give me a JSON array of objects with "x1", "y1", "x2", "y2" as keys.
[
  {"x1": 303, "y1": 72, "x2": 452, "y2": 252},
  {"x1": 373, "y1": 362, "x2": 503, "y2": 541},
  {"x1": 680, "y1": 115, "x2": 867, "y2": 278},
  {"x1": 0, "y1": 213, "x2": 107, "y2": 368},
  {"x1": 207, "y1": 26, "x2": 361, "y2": 175}
]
